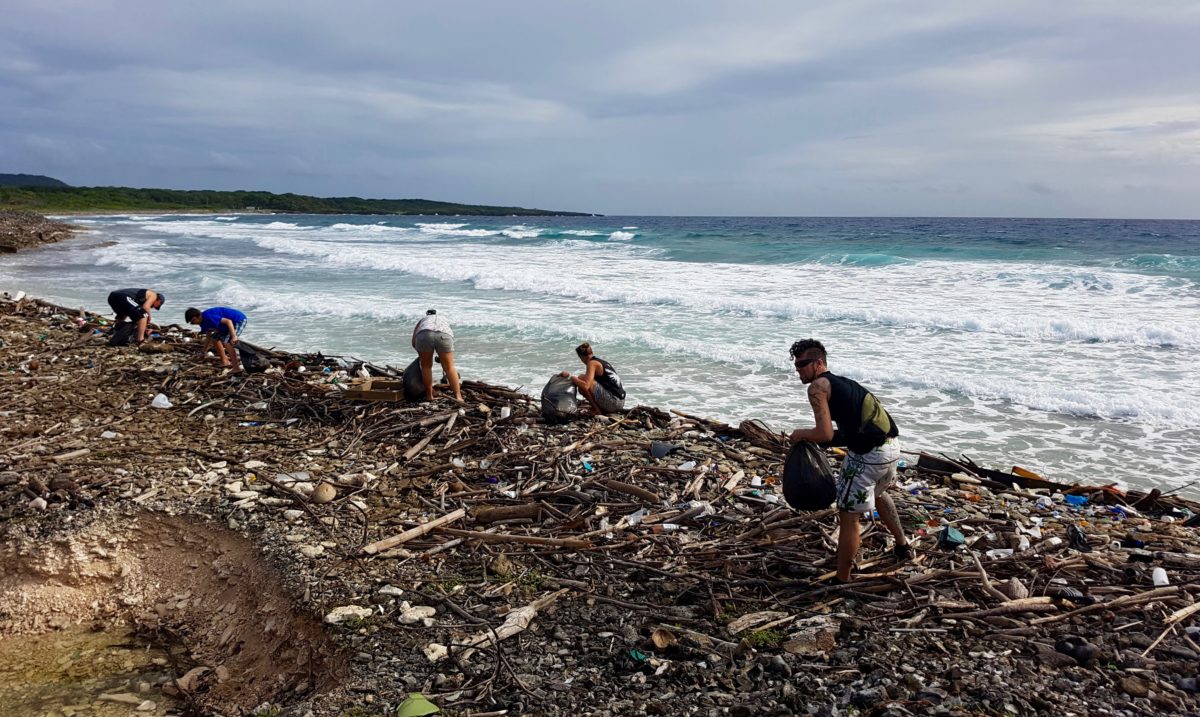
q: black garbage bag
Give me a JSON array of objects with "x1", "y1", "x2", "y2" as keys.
[
  {"x1": 541, "y1": 374, "x2": 579, "y2": 424},
  {"x1": 107, "y1": 322, "x2": 137, "y2": 347},
  {"x1": 403, "y1": 358, "x2": 461, "y2": 402},
  {"x1": 403, "y1": 359, "x2": 426, "y2": 402},
  {"x1": 237, "y1": 345, "x2": 271, "y2": 374},
  {"x1": 782, "y1": 440, "x2": 837, "y2": 511}
]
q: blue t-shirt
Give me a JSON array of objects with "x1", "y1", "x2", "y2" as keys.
[{"x1": 199, "y1": 307, "x2": 246, "y2": 334}]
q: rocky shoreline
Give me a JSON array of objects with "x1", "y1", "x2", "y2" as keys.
[
  {"x1": 1, "y1": 294, "x2": 1199, "y2": 717},
  {"x1": 0, "y1": 211, "x2": 78, "y2": 253}
]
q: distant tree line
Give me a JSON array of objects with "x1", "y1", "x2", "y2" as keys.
[{"x1": 0, "y1": 185, "x2": 591, "y2": 216}]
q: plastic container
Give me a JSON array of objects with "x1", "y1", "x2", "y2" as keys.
[
  {"x1": 1152, "y1": 567, "x2": 1170, "y2": 586},
  {"x1": 1064, "y1": 494, "x2": 1089, "y2": 507}
]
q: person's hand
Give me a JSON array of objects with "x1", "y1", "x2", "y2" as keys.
[
  {"x1": 789, "y1": 429, "x2": 805, "y2": 443},
  {"x1": 559, "y1": 370, "x2": 570, "y2": 378},
  {"x1": 230, "y1": 337, "x2": 239, "y2": 346}
]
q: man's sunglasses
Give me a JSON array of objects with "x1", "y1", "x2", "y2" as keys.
[{"x1": 793, "y1": 358, "x2": 819, "y2": 368}]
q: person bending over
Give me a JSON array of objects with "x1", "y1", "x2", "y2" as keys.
[
  {"x1": 106, "y1": 288, "x2": 164, "y2": 343},
  {"x1": 186, "y1": 306, "x2": 247, "y2": 371},
  {"x1": 787, "y1": 338, "x2": 910, "y2": 582},
  {"x1": 562, "y1": 342, "x2": 625, "y2": 415},
  {"x1": 412, "y1": 309, "x2": 463, "y2": 402}
]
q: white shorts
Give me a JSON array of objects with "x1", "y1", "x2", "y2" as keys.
[{"x1": 836, "y1": 439, "x2": 901, "y2": 514}]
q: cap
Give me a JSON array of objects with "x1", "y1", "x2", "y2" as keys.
[
  {"x1": 426, "y1": 309, "x2": 436, "y2": 315},
  {"x1": 155, "y1": 292, "x2": 166, "y2": 306}
]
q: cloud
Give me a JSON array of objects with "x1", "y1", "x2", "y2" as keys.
[{"x1": 1, "y1": 2, "x2": 1199, "y2": 216}]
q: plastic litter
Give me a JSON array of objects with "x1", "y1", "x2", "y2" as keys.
[
  {"x1": 150, "y1": 393, "x2": 173, "y2": 409},
  {"x1": 1064, "y1": 494, "x2": 1089, "y2": 507},
  {"x1": 937, "y1": 526, "x2": 966, "y2": 550},
  {"x1": 1067, "y1": 524, "x2": 1092, "y2": 552},
  {"x1": 1152, "y1": 567, "x2": 1170, "y2": 586}
]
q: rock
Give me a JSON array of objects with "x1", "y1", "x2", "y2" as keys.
[
  {"x1": 28, "y1": 496, "x2": 47, "y2": 511},
  {"x1": 244, "y1": 460, "x2": 267, "y2": 469},
  {"x1": 398, "y1": 602, "x2": 437, "y2": 625},
  {"x1": 136, "y1": 700, "x2": 156, "y2": 712},
  {"x1": 782, "y1": 615, "x2": 840, "y2": 656},
  {"x1": 1178, "y1": 677, "x2": 1198, "y2": 693},
  {"x1": 851, "y1": 686, "x2": 887, "y2": 708},
  {"x1": 310, "y1": 482, "x2": 337, "y2": 503},
  {"x1": 379, "y1": 584, "x2": 405, "y2": 597},
  {"x1": 423, "y1": 643, "x2": 449, "y2": 662},
  {"x1": 916, "y1": 687, "x2": 949, "y2": 705},
  {"x1": 284, "y1": 509, "x2": 304, "y2": 521},
  {"x1": 1118, "y1": 675, "x2": 1150, "y2": 698},
  {"x1": 298, "y1": 544, "x2": 324, "y2": 558},
  {"x1": 324, "y1": 605, "x2": 373, "y2": 625}
]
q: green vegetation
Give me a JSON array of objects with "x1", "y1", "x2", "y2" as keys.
[
  {"x1": 0, "y1": 185, "x2": 592, "y2": 216},
  {"x1": 744, "y1": 627, "x2": 787, "y2": 648}
]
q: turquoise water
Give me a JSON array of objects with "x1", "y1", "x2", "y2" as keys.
[{"x1": 4, "y1": 214, "x2": 1198, "y2": 493}]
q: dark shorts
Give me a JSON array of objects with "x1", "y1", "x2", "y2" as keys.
[{"x1": 107, "y1": 291, "x2": 145, "y2": 322}]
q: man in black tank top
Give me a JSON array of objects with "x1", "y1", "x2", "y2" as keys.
[{"x1": 788, "y1": 339, "x2": 911, "y2": 582}]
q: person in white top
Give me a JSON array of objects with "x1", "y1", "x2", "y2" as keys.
[{"x1": 411, "y1": 309, "x2": 463, "y2": 402}]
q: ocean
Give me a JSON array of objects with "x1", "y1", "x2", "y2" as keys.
[{"x1": 3, "y1": 214, "x2": 1198, "y2": 494}]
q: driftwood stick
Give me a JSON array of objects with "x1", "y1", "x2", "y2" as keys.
[
  {"x1": 439, "y1": 527, "x2": 593, "y2": 550},
  {"x1": 602, "y1": 479, "x2": 661, "y2": 504},
  {"x1": 362, "y1": 508, "x2": 466, "y2": 555},
  {"x1": 403, "y1": 423, "x2": 446, "y2": 461},
  {"x1": 1029, "y1": 586, "x2": 1181, "y2": 626},
  {"x1": 474, "y1": 503, "x2": 544, "y2": 524},
  {"x1": 946, "y1": 597, "x2": 1056, "y2": 620},
  {"x1": 968, "y1": 550, "x2": 1010, "y2": 603},
  {"x1": 431, "y1": 589, "x2": 569, "y2": 662}
]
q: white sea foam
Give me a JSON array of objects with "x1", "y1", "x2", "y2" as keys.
[
  {"x1": 608, "y1": 231, "x2": 635, "y2": 241},
  {"x1": 12, "y1": 214, "x2": 1199, "y2": 489}
]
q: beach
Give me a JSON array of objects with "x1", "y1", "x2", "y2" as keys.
[{"x1": 2, "y1": 285, "x2": 1199, "y2": 716}]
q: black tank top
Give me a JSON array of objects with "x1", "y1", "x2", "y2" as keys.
[
  {"x1": 592, "y1": 357, "x2": 625, "y2": 400},
  {"x1": 819, "y1": 371, "x2": 898, "y2": 454},
  {"x1": 116, "y1": 288, "x2": 149, "y2": 304}
]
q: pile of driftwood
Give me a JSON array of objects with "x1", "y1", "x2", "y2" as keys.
[{"x1": 3, "y1": 294, "x2": 1200, "y2": 714}]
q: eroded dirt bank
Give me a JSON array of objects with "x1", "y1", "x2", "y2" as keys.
[{"x1": 1, "y1": 294, "x2": 1199, "y2": 717}]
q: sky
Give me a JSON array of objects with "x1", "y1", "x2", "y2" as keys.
[{"x1": 2, "y1": 1, "x2": 1199, "y2": 218}]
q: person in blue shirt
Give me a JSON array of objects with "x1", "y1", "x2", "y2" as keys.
[{"x1": 185, "y1": 306, "x2": 247, "y2": 371}]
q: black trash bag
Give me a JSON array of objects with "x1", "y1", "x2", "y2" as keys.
[
  {"x1": 403, "y1": 358, "x2": 462, "y2": 402},
  {"x1": 237, "y1": 345, "x2": 270, "y2": 374},
  {"x1": 403, "y1": 359, "x2": 426, "y2": 402},
  {"x1": 107, "y1": 322, "x2": 137, "y2": 347},
  {"x1": 541, "y1": 374, "x2": 579, "y2": 424},
  {"x1": 782, "y1": 440, "x2": 837, "y2": 511}
]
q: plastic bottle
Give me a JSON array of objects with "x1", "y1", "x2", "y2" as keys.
[{"x1": 1152, "y1": 567, "x2": 1170, "y2": 586}]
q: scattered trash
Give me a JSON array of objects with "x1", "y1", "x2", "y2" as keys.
[{"x1": 150, "y1": 393, "x2": 173, "y2": 409}]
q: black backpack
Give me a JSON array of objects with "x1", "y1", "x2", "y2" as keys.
[
  {"x1": 782, "y1": 441, "x2": 837, "y2": 511},
  {"x1": 237, "y1": 345, "x2": 270, "y2": 374},
  {"x1": 107, "y1": 322, "x2": 137, "y2": 347}
]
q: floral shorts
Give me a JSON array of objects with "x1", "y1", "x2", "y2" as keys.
[{"x1": 836, "y1": 439, "x2": 901, "y2": 514}]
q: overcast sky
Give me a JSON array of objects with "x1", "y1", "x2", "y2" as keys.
[{"x1": 3, "y1": 1, "x2": 1199, "y2": 217}]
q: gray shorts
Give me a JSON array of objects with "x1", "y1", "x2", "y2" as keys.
[
  {"x1": 415, "y1": 330, "x2": 454, "y2": 354},
  {"x1": 591, "y1": 383, "x2": 625, "y2": 414},
  {"x1": 836, "y1": 439, "x2": 901, "y2": 514}
]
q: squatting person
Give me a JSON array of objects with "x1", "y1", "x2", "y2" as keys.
[
  {"x1": 412, "y1": 309, "x2": 463, "y2": 403},
  {"x1": 562, "y1": 342, "x2": 625, "y2": 415},
  {"x1": 186, "y1": 306, "x2": 247, "y2": 371},
  {"x1": 787, "y1": 338, "x2": 911, "y2": 582},
  {"x1": 106, "y1": 288, "x2": 164, "y2": 343}
]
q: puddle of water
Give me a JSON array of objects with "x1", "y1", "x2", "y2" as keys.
[{"x1": 0, "y1": 625, "x2": 177, "y2": 716}]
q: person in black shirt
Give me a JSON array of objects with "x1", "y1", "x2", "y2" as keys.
[
  {"x1": 788, "y1": 338, "x2": 911, "y2": 582},
  {"x1": 106, "y1": 288, "x2": 164, "y2": 343},
  {"x1": 561, "y1": 342, "x2": 625, "y2": 415}
]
